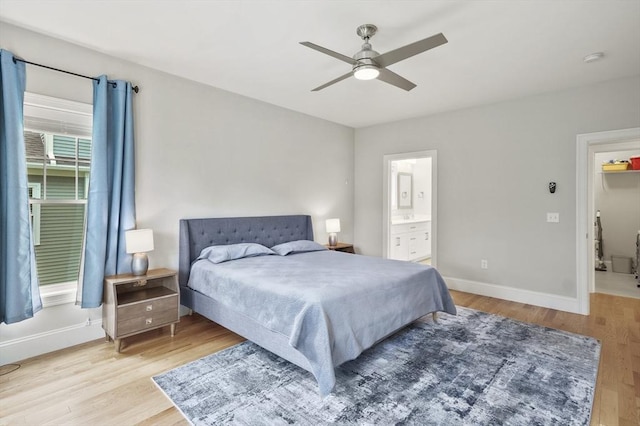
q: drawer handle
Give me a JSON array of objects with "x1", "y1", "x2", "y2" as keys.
[
  {"x1": 410, "y1": 226, "x2": 416, "y2": 230},
  {"x1": 145, "y1": 318, "x2": 153, "y2": 325},
  {"x1": 146, "y1": 304, "x2": 153, "y2": 312},
  {"x1": 425, "y1": 232, "x2": 429, "y2": 240},
  {"x1": 395, "y1": 237, "x2": 401, "y2": 247}
]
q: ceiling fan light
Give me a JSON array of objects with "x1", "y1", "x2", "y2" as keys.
[{"x1": 354, "y1": 65, "x2": 379, "y2": 80}]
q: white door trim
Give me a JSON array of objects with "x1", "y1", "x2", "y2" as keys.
[
  {"x1": 576, "y1": 127, "x2": 640, "y2": 315},
  {"x1": 382, "y1": 150, "x2": 438, "y2": 267}
]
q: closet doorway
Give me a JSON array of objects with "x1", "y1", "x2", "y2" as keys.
[
  {"x1": 382, "y1": 150, "x2": 437, "y2": 267},
  {"x1": 593, "y1": 147, "x2": 640, "y2": 299},
  {"x1": 577, "y1": 128, "x2": 640, "y2": 314}
]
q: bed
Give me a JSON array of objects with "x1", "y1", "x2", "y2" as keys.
[{"x1": 179, "y1": 214, "x2": 456, "y2": 395}]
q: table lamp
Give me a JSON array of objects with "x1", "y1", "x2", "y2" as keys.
[
  {"x1": 326, "y1": 218, "x2": 341, "y2": 247},
  {"x1": 125, "y1": 229, "x2": 154, "y2": 276}
]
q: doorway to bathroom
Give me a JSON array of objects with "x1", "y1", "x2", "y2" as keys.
[{"x1": 382, "y1": 150, "x2": 437, "y2": 266}]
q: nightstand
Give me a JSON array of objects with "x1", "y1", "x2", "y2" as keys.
[
  {"x1": 102, "y1": 268, "x2": 179, "y2": 352},
  {"x1": 325, "y1": 242, "x2": 355, "y2": 254}
]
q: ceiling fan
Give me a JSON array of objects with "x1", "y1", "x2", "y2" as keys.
[{"x1": 300, "y1": 24, "x2": 448, "y2": 92}]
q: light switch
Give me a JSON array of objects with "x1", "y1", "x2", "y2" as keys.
[{"x1": 547, "y1": 212, "x2": 560, "y2": 223}]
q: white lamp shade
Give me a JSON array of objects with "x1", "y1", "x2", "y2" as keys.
[
  {"x1": 125, "y1": 229, "x2": 154, "y2": 254},
  {"x1": 326, "y1": 218, "x2": 341, "y2": 233}
]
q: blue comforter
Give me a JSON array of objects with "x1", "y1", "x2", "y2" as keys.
[{"x1": 188, "y1": 250, "x2": 456, "y2": 396}]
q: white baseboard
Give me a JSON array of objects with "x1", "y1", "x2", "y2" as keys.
[
  {"x1": 443, "y1": 276, "x2": 582, "y2": 314},
  {"x1": 0, "y1": 319, "x2": 104, "y2": 365}
]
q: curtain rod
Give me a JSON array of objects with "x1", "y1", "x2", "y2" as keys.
[{"x1": 12, "y1": 57, "x2": 140, "y2": 93}]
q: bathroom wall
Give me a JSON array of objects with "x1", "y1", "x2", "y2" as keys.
[
  {"x1": 391, "y1": 159, "x2": 431, "y2": 219},
  {"x1": 413, "y1": 158, "x2": 432, "y2": 219}
]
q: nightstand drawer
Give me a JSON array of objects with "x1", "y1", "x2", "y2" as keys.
[
  {"x1": 117, "y1": 307, "x2": 178, "y2": 336},
  {"x1": 117, "y1": 295, "x2": 178, "y2": 321}
]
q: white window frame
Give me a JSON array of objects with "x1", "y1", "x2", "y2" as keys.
[{"x1": 24, "y1": 92, "x2": 92, "y2": 306}]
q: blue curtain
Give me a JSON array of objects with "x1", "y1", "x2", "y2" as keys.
[
  {"x1": 78, "y1": 75, "x2": 136, "y2": 308},
  {"x1": 0, "y1": 49, "x2": 42, "y2": 324}
]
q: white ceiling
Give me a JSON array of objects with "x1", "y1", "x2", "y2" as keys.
[{"x1": 1, "y1": 1, "x2": 639, "y2": 128}]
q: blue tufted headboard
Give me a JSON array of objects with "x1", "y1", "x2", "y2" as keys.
[{"x1": 178, "y1": 215, "x2": 314, "y2": 286}]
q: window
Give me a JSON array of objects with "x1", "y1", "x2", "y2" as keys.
[{"x1": 24, "y1": 93, "x2": 92, "y2": 294}]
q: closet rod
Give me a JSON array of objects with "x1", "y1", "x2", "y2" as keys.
[{"x1": 12, "y1": 57, "x2": 140, "y2": 93}]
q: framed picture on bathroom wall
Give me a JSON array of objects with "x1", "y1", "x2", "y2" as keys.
[{"x1": 397, "y1": 172, "x2": 413, "y2": 209}]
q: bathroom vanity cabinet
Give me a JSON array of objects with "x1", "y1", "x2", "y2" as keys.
[{"x1": 390, "y1": 221, "x2": 431, "y2": 261}]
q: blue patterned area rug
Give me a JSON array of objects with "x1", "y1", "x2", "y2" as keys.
[{"x1": 153, "y1": 307, "x2": 600, "y2": 425}]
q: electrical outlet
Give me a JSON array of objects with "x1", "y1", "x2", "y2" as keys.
[
  {"x1": 481, "y1": 259, "x2": 488, "y2": 269},
  {"x1": 547, "y1": 212, "x2": 560, "y2": 223}
]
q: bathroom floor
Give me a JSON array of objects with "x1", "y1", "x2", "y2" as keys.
[{"x1": 595, "y1": 270, "x2": 639, "y2": 299}]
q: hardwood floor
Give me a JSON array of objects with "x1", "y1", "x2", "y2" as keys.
[{"x1": 1, "y1": 291, "x2": 638, "y2": 425}]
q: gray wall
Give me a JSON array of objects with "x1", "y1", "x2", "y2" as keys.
[
  {"x1": 594, "y1": 150, "x2": 640, "y2": 263},
  {"x1": 0, "y1": 23, "x2": 353, "y2": 362},
  {"x1": 354, "y1": 76, "x2": 640, "y2": 299}
]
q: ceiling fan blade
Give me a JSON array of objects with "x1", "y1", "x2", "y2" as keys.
[
  {"x1": 311, "y1": 72, "x2": 353, "y2": 91},
  {"x1": 300, "y1": 42, "x2": 357, "y2": 65},
  {"x1": 376, "y1": 68, "x2": 416, "y2": 91},
  {"x1": 375, "y1": 33, "x2": 448, "y2": 68}
]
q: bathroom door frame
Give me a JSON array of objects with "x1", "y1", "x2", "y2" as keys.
[
  {"x1": 576, "y1": 127, "x2": 640, "y2": 315},
  {"x1": 382, "y1": 150, "x2": 438, "y2": 266}
]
